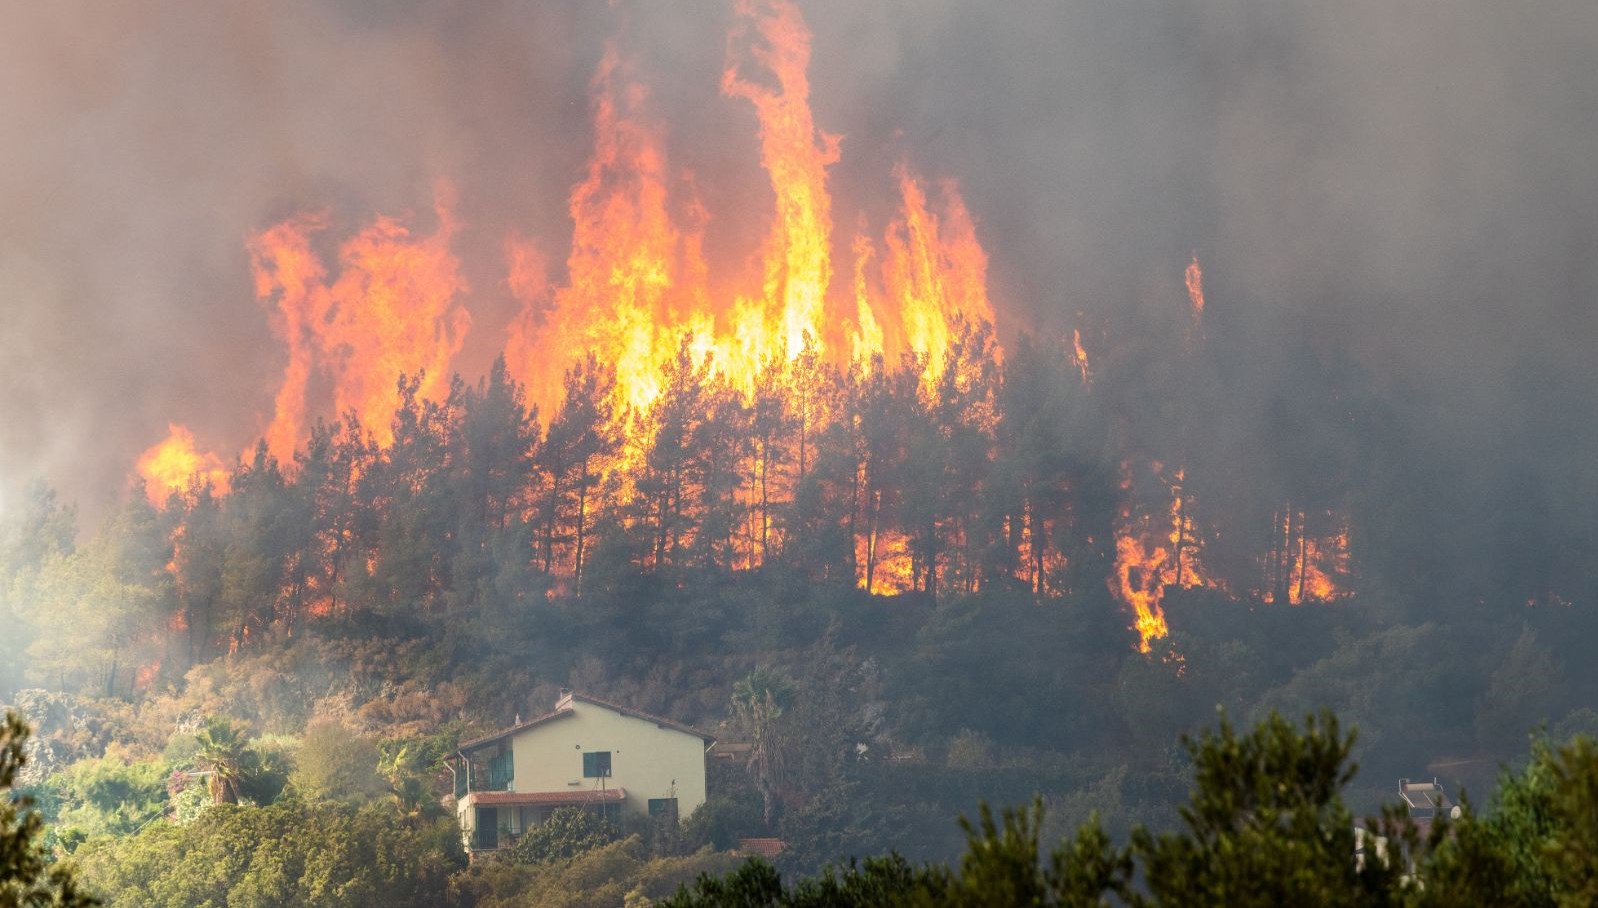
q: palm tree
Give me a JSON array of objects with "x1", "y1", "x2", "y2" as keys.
[
  {"x1": 193, "y1": 717, "x2": 248, "y2": 805},
  {"x1": 381, "y1": 744, "x2": 429, "y2": 828},
  {"x1": 731, "y1": 669, "x2": 794, "y2": 826}
]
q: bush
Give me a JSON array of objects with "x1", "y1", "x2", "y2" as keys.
[
  {"x1": 72, "y1": 800, "x2": 464, "y2": 907},
  {"x1": 509, "y1": 806, "x2": 619, "y2": 865},
  {"x1": 291, "y1": 719, "x2": 385, "y2": 803}
]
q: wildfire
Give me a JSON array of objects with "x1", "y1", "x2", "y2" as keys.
[
  {"x1": 1259, "y1": 508, "x2": 1351, "y2": 604},
  {"x1": 136, "y1": 423, "x2": 231, "y2": 504},
  {"x1": 876, "y1": 167, "x2": 996, "y2": 381},
  {"x1": 250, "y1": 183, "x2": 470, "y2": 456},
  {"x1": 394, "y1": 0, "x2": 999, "y2": 598},
  {"x1": 857, "y1": 527, "x2": 915, "y2": 596},
  {"x1": 123, "y1": 2, "x2": 1369, "y2": 639},
  {"x1": 505, "y1": 45, "x2": 708, "y2": 417},
  {"x1": 724, "y1": 0, "x2": 841, "y2": 365},
  {"x1": 1110, "y1": 464, "x2": 1217, "y2": 652},
  {"x1": 503, "y1": 0, "x2": 996, "y2": 417}
]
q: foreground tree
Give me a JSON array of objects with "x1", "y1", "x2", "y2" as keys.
[
  {"x1": 665, "y1": 711, "x2": 1495, "y2": 906},
  {"x1": 1127, "y1": 711, "x2": 1404, "y2": 906},
  {"x1": 1, "y1": 710, "x2": 98, "y2": 907}
]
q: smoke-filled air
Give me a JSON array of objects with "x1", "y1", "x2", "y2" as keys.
[{"x1": 3, "y1": 1, "x2": 1598, "y2": 905}]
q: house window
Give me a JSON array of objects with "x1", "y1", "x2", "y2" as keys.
[
  {"x1": 582, "y1": 751, "x2": 612, "y2": 778},
  {"x1": 648, "y1": 798, "x2": 679, "y2": 823},
  {"x1": 476, "y1": 807, "x2": 499, "y2": 850},
  {"x1": 487, "y1": 749, "x2": 514, "y2": 790}
]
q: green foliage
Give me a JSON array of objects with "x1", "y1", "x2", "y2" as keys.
[
  {"x1": 732, "y1": 668, "x2": 796, "y2": 826},
  {"x1": 669, "y1": 712, "x2": 1402, "y2": 907},
  {"x1": 682, "y1": 794, "x2": 767, "y2": 853},
  {"x1": 51, "y1": 754, "x2": 167, "y2": 841},
  {"x1": 673, "y1": 714, "x2": 1598, "y2": 908},
  {"x1": 71, "y1": 800, "x2": 463, "y2": 908},
  {"x1": 191, "y1": 716, "x2": 249, "y2": 805},
  {"x1": 1, "y1": 710, "x2": 99, "y2": 907},
  {"x1": 1415, "y1": 735, "x2": 1598, "y2": 907},
  {"x1": 1128, "y1": 710, "x2": 1402, "y2": 907},
  {"x1": 1476, "y1": 627, "x2": 1563, "y2": 750},
  {"x1": 291, "y1": 718, "x2": 385, "y2": 804},
  {"x1": 239, "y1": 734, "x2": 296, "y2": 806},
  {"x1": 509, "y1": 806, "x2": 620, "y2": 866}
]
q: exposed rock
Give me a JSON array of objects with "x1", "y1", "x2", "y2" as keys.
[{"x1": 1, "y1": 688, "x2": 112, "y2": 785}]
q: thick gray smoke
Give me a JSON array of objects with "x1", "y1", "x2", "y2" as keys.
[{"x1": 3, "y1": 0, "x2": 1595, "y2": 528}]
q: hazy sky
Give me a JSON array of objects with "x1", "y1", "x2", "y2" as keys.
[{"x1": 3, "y1": 0, "x2": 1595, "y2": 522}]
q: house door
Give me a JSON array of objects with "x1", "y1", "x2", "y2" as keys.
[{"x1": 477, "y1": 807, "x2": 499, "y2": 849}]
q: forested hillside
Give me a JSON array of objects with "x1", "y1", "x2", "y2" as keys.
[{"x1": 3, "y1": 318, "x2": 1597, "y2": 904}]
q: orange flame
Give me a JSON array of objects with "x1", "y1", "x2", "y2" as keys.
[
  {"x1": 1111, "y1": 464, "x2": 1216, "y2": 651},
  {"x1": 249, "y1": 213, "x2": 326, "y2": 464},
  {"x1": 1259, "y1": 509, "x2": 1350, "y2": 604},
  {"x1": 724, "y1": 0, "x2": 841, "y2": 363},
  {"x1": 250, "y1": 184, "x2": 470, "y2": 454},
  {"x1": 502, "y1": 1, "x2": 997, "y2": 418},
  {"x1": 1071, "y1": 328, "x2": 1092, "y2": 386},
  {"x1": 877, "y1": 168, "x2": 995, "y2": 381},
  {"x1": 857, "y1": 527, "x2": 915, "y2": 596},
  {"x1": 507, "y1": 46, "x2": 709, "y2": 416},
  {"x1": 1184, "y1": 253, "x2": 1205, "y2": 317},
  {"x1": 136, "y1": 423, "x2": 231, "y2": 505}
]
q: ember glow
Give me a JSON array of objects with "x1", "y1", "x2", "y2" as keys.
[
  {"x1": 1071, "y1": 328, "x2": 1091, "y2": 386},
  {"x1": 1184, "y1": 254, "x2": 1205, "y2": 317}
]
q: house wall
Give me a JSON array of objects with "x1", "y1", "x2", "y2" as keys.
[{"x1": 509, "y1": 700, "x2": 708, "y2": 819}]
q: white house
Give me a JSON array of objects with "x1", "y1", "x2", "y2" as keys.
[{"x1": 451, "y1": 690, "x2": 715, "y2": 852}]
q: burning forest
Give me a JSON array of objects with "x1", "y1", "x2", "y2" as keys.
[
  {"x1": 5, "y1": 0, "x2": 1598, "y2": 903},
  {"x1": 107, "y1": 0, "x2": 1364, "y2": 656}
]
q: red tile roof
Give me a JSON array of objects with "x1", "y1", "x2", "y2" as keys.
[
  {"x1": 736, "y1": 837, "x2": 786, "y2": 859},
  {"x1": 466, "y1": 788, "x2": 627, "y2": 807}
]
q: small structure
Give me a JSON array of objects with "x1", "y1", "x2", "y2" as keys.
[
  {"x1": 1357, "y1": 778, "x2": 1460, "y2": 877},
  {"x1": 451, "y1": 690, "x2": 715, "y2": 853},
  {"x1": 1399, "y1": 777, "x2": 1458, "y2": 832}
]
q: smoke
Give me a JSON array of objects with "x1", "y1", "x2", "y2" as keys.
[{"x1": 3, "y1": 0, "x2": 1596, "y2": 549}]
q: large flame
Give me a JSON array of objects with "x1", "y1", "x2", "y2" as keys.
[
  {"x1": 876, "y1": 168, "x2": 996, "y2": 380},
  {"x1": 114, "y1": 2, "x2": 1375, "y2": 654},
  {"x1": 493, "y1": 0, "x2": 996, "y2": 425},
  {"x1": 250, "y1": 185, "x2": 469, "y2": 455},
  {"x1": 136, "y1": 423, "x2": 231, "y2": 504},
  {"x1": 248, "y1": 213, "x2": 326, "y2": 464},
  {"x1": 724, "y1": 0, "x2": 841, "y2": 364},
  {"x1": 506, "y1": 46, "x2": 709, "y2": 417}
]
